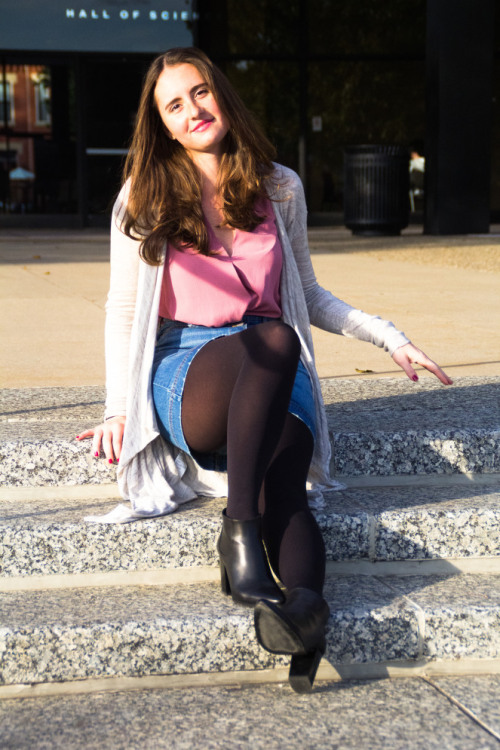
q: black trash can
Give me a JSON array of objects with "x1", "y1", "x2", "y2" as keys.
[{"x1": 343, "y1": 145, "x2": 410, "y2": 236}]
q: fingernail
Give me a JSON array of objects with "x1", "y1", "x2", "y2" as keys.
[
  {"x1": 76, "y1": 435, "x2": 80, "y2": 439},
  {"x1": 412, "y1": 374, "x2": 419, "y2": 382},
  {"x1": 94, "y1": 451, "x2": 99, "y2": 457},
  {"x1": 109, "y1": 459, "x2": 113, "y2": 464}
]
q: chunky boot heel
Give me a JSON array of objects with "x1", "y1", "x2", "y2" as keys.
[
  {"x1": 289, "y1": 648, "x2": 324, "y2": 694},
  {"x1": 220, "y1": 561, "x2": 231, "y2": 596},
  {"x1": 254, "y1": 587, "x2": 329, "y2": 692},
  {"x1": 217, "y1": 509, "x2": 284, "y2": 607}
]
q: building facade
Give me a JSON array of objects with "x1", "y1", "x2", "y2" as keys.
[{"x1": 1, "y1": 0, "x2": 499, "y2": 229}]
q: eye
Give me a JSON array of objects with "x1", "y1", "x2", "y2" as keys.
[
  {"x1": 169, "y1": 102, "x2": 182, "y2": 113},
  {"x1": 195, "y1": 86, "x2": 209, "y2": 98}
]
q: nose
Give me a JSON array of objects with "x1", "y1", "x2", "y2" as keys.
[{"x1": 188, "y1": 98, "x2": 203, "y2": 118}]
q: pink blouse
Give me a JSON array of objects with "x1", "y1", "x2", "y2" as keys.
[{"x1": 159, "y1": 199, "x2": 282, "y2": 327}]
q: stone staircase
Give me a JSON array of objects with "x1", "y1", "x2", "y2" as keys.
[{"x1": 1, "y1": 376, "x2": 499, "y2": 699}]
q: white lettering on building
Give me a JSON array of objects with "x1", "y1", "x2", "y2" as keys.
[
  {"x1": 65, "y1": 9, "x2": 199, "y2": 22},
  {"x1": 66, "y1": 9, "x2": 111, "y2": 19},
  {"x1": 120, "y1": 10, "x2": 141, "y2": 19}
]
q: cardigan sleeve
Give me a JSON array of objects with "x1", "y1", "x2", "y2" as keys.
[
  {"x1": 104, "y1": 182, "x2": 141, "y2": 419},
  {"x1": 276, "y1": 167, "x2": 410, "y2": 355}
]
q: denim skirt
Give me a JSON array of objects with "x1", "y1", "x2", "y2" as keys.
[{"x1": 152, "y1": 315, "x2": 316, "y2": 471}]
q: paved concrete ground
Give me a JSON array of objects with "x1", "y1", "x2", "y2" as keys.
[
  {"x1": 1, "y1": 676, "x2": 500, "y2": 749},
  {"x1": 0, "y1": 226, "x2": 499, "y2": 388}
]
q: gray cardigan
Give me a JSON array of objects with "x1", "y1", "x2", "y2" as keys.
[{"x1": 87, "y1": 165, "x2": 409, "y2": 523}]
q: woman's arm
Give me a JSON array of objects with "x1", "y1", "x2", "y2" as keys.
[
  {"x1": 278, "y1": 167, "x2": 452, "y2": 384},
  {"x1": 103, "y1": 184, "x2": 141, "y2": 418},
  {"x1": 76, "y1": 183, "x2": 142, "y2": 460}
]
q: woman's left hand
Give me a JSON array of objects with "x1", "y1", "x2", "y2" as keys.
[{"x1": 392, "y1": 343, "x2": 453, "y2": 385}]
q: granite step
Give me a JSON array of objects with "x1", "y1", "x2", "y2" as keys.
[
  {"x1": 1, "y1": 379, "x2": 498, "y2": 701},
  {"x1": 1, "y1": 573, "x2": 499, "y2": 689},
  {"x1": 323, "y1": 376, "x2": 500, "y2": 479},
  {"x1": 1, "y1": 484, "x2": 500, "y2": 586},
  {"x1": 1, "y1": 376, "x2": 498, "y2": 486}
]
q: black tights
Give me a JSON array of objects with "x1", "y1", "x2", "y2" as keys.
[{"x1": 181, "y1": 320, "x2": 325, "y2": 593}]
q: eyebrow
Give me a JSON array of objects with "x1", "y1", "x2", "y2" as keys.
[{"x1": 164, "y1": 82, "x2": 209, "y2": 111}]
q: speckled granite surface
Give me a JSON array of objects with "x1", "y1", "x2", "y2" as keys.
[
  {"x1": 1, "y1": 377, "x2": 498, "y2": 485},
  {"x1": 0, "y1": 496, "x2": 224, "y2": 576},
  {"x1": 322, "y1": 376, "x2": 500, "y2": 432},
  {"x1": 331, "y1": 428, "x2": 500, "y2": 477},
  {"x1": 347, "y1": 484, "x2": 500, "y2": 561},
  {"x1": 2, "y1": 678, "x2": 499, "y2": 750},
  {"x1": 1, "y1": 573, "x2": 498, "y2": 687},
  {"x1": 324, "y1": 377, "x2": 500, "y2": 477},
  {"x1": 0, "y1": 387, "x2": 108, "y2": 486},
  {"x1": 0, "y1": 582, "x2": 278, "y2": 686},
  {"x1": 382, "y1": 574, "x2": 500, "y2": 659},
  {"x1": 0, "y1": 424, "x2": 116, "y2": 486},
  {"x1": 3, "y1": 377, "x2": 498, "y2": 430},
  {"x1": 1, "y1": 380, "x2": 499, "y2": 701},
  {"x1": 1, "y1": 485, "x2": 498, "y2": 578},
  {"x1": 0, "y1": 576, "x2": 421, "y2": 686},
  {"x1": 0, "y1": 387, "x2": 105, "y2": 424}
]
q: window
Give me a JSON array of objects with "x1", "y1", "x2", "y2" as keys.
[
  {"x1": 0, "y1": 80, "x2": 13, "y2": 124},
  {"x1": 34, "y1": 80, "x2": 51, "y2": 125},
  {"x1": 30, "y1": 69, "x2": 52, "y2": 126}
]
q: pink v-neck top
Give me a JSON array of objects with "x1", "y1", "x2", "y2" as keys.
[{"x1": 159, "y1": 198, "x2": 282, "y2": 327}]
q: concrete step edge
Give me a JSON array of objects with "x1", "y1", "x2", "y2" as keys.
[
  {"x1": 0, "y1": 484, "x2": 120, "y2": 502},
  {"x1": 2, "y1": 472, "x2": 499, "y2": 503},
  {"x1": 341, "y1": 473, "x2": 500, "y2": 489},
  {"x1": 2, "y1": 558, "x2": 500, "y2": 593},
  {"x1": 2, "y1": 657, "x2": 500, "y2": 702}
]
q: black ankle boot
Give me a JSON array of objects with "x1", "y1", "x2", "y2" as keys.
[
  {"x1": 217, "y1": 509, "x2": 285, "y2": 607},
  {"x1": 254, "y1": 587, "x2": 330, "y2": 693}
]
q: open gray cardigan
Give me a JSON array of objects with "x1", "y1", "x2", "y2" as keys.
[{"x1": 88, "y1": 165, "x2": 409, "y2": 523}]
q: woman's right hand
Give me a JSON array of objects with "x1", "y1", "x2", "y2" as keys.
[{"x1": 76, "y1": 416, "x2": 126, "y2": 464}]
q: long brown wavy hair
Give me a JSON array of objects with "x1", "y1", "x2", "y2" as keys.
[{"x1": 122, "y1": 48, "x2": 277, "y2": 264}]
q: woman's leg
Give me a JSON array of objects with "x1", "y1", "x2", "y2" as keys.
[
  {"x1": 181, "y1": 320, "x2": 301, "y2": 521},
  {"x1": 254, "y1": 415, "x2": 329, "y2": 693},
  {"x1": 259, "y1": 413, "x2": 326, "y2": 593}
]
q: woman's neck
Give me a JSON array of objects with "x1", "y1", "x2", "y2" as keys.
[
  {"x1": 189, "y1": 150, "x2": 221, "y2": 190},
  {"x1": 191, "y1": 153, "x2": 235, "y2": 253},
  {"x1": 188, "y1": 149, "x2": 235, "y2": 252},
  {"x1": 194, "y1": 153, "x2": 223, "y2": 214}
]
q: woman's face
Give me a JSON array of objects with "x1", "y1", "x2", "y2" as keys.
[{"x1": 154, "y1": 63, "x2": 230, "y2": 161}]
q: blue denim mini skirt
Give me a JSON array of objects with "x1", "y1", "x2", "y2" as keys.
[{"x1": 152, "y1": 315, "x2": 316, "y2": 471}]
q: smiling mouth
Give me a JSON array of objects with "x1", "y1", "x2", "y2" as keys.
[{"x1": 192, "y1": 119, "x2": 214, "y2": 132}]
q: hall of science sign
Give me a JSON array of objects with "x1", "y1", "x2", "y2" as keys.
[
  {"x1": 0, "y1": 1, "x2": 196, "y2": 53},
  {"x1": 65, "y1": 8, "x2": 199, "y2": 21}
]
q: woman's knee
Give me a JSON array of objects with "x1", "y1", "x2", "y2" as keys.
[{"x1": 251, "y1": 320, "x2": 301, "y2": 367}]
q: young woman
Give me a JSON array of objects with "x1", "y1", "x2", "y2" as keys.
[{"x1": 78, "y1": 48, "x2": 452, "y2": 693}]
